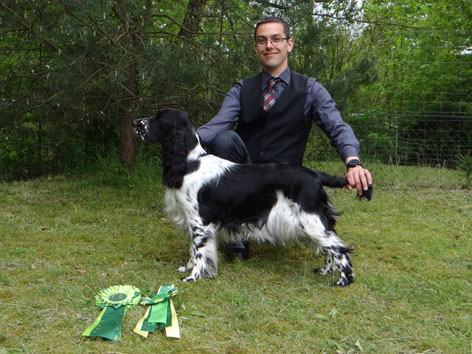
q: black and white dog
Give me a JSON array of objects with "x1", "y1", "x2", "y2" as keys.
[{"x1": 134, "y1": 109, "x2": 371, "y2": 287}]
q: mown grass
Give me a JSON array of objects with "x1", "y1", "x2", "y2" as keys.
[
  {"x1": 307, "y1": 160, "x2": 468, "y2": 189},
  {"x1": 0, "y1": 162, "x2": 471, "y2": 353}
]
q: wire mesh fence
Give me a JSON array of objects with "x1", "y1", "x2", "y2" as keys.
[
  {"x1": 305, "y1": 113, "x2": 472, "y2": 189},
  {"x1": 308, "y1": 27, "x2": 472, "y2": 189}
]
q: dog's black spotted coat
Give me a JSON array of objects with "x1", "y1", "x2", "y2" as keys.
[{"x1": 134, "y1": 109, "x2": 372, "y2": 286}]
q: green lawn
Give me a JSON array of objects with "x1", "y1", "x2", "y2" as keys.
[{"x1": 0, "y1": 174, "x2": 471, "y2": 353}]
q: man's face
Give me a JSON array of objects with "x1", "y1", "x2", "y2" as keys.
[{"x1": 254, "y1": 22, "x2": 294, "y2": 76}]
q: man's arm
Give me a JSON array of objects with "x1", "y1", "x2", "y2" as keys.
[
  {"x1": 197, "y1": 81, "x2": 243, "y2": 146},
  {"x1": 309, "y1": 80, "x2": 359, "y2": 161},
  {"x1": 308, "y1": 79, "x2": 372, "y2": 195}
]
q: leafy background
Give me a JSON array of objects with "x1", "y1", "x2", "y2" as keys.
[{"x1": 1, "y1": 0, "x2": 471, "y2": 186}]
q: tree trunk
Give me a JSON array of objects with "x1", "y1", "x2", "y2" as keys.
[
  {"x1": 118, "y1": 36, "x2": 139, "y2": 169},
  {"x1": 178, "y1": 0, "x2": 208, "y2": 36},
  {"x1": 119, "y1": 112, "x2": 136, "y2": 169},
  {"x1": 119, "y1": 58, "x2": 139, "y2": 169}
]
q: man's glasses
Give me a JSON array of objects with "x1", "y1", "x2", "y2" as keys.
[{"x1": 255, "y1": 35, "x2": 289, "y2": 46}]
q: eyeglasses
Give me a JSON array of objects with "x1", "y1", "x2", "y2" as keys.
[{"x1": 255, "y1": 35, "x2": 289, "y2": 46}]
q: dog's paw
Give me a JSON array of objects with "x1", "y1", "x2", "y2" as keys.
[
  {"x1": 333, "y1": 274, "x2": 354, "y2": 287},
  {"x1": 177, "y1": 266, "x2": 187, "y2": 273},
  {"x1": 181, "y1": 276, "x2": 197, "y2": 282},
  {"x1": 333, "y1": 279, "x2": 350, "y2": 287}
]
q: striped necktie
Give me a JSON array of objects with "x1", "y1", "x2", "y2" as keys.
[{"x1": 263, "y1": 78, "x2": 281, "y2": 112}]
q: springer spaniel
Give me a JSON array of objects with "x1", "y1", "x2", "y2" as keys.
[{"x1": 134, "y1": 109, "x2": 371, "y2": 287}]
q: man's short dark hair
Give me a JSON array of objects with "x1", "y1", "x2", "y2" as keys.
[{"x1": 254, "y1": 16, "x2": 291, "y2": 40}]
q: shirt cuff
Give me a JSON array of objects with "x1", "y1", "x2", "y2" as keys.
[{"x1": 339, "y1": 146, "x2": 360, "y2": 163}]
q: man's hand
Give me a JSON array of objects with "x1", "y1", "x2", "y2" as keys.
[{"x1": 345, "y1": 165, "x2": 373, "y2": 196}]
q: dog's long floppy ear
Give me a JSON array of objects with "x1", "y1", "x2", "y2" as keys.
[{"x1": 161, "y1": 113, "x2": 193, "y2": 189}]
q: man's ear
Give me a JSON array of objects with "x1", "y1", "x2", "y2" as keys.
[{"x1": 288, "y1": 38, "x2": 294, "y2": 53}]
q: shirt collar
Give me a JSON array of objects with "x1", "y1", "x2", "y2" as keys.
[{"x1": 261, "y1": 67, "x2": 291, "y2": 87}]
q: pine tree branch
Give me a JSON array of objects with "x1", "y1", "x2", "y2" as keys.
[
  {"x1": 0, "y1": 3, "x2": 60, "y2": 51},
  {"x1": 58, "y1": 0, "x2": 141, "y2": 59},
  {"x1": 150, "y1": 14, "x2": 195, "y2": 35}
]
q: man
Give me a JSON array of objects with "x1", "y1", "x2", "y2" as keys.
[{"x1": 197, "y1": 16, "x2": 373, "y2": 260}]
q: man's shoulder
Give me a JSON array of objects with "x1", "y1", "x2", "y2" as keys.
[
  {"x1": 287, "y1": 70, "x2": 311, "y2": 92},
  {"x1": 239, "y1": 73, "x2": 263, "y2": 93},
  {"x1": 287, "y1": 70, "x2": 326, "y2": 98},
  {"x1": 291, "y1": 70, "x2": 307, "y2": 78}
]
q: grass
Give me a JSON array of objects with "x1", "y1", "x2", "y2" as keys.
[
  {"x1": 0, "y1": 164, "x2": 471, "y2": 353},
  {"x1": 307, "y1": 160, "x2": 468, "y2": 189}
]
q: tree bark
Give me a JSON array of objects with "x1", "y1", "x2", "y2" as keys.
[
  {"x1": 117, "y1": 20, "x2": 139, "y2": 169},
  {"x1": 119, "y1": 111, "x2": 136, "y2": 169},
  {"x1": 118, "y1": 52, "x2": 139, "y2": 168},
  {"x1": 178, "y1": 0, "x2": 208, "y2": 36}
]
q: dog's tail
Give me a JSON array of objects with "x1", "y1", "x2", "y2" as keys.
[{"x1": 304, "y1": 168, "x2": 373, "y2": 201}]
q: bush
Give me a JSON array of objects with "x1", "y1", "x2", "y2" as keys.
[{"x1": 456, "y1": 149, "x2": 472, "y2": 188}]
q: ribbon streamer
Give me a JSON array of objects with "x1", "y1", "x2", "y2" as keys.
[
  {"x1": 134, "y1": 284, "x2": 180, "y2": 338},
  {"x1": 82, "y1": 285, "x2": 141, "y2": 341}
]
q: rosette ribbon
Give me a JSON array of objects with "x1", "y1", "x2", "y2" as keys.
[
  {"x1": 82, "y1": 285, "x2": 141, "y2": 341},
  {"x1": 134, "y1": 284, "x2": 180, "y2": 338}
]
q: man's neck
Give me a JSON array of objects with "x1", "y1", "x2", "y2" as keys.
[
  {"x1": 262, "y1": 63, "x2": 288, "y2": 77},
  {"x1": 262, "y1": 67, "x2": 290, "y2": 84}
]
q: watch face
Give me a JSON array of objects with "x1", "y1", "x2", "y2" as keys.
[{"x1": 347, "y1": 159, "x2": 361, "y2": 167}]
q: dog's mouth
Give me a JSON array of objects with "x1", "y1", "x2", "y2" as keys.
[{"x1": 133, "y1": 118, "x2": 148, "y2": 141}]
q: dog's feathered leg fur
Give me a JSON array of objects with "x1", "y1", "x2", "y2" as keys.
[
  {"x1": 180, "y1": 217, "x2": 218, "y2": 282},
  {"x1": 313, "y1": 231, "x2": 354, "y2": 287},
  {"x1": 178, "y1": 242, "x2": 195, "y2": 274},
  {"x1": 315, "y1": 248, "x2": 354, "y2": 287}
]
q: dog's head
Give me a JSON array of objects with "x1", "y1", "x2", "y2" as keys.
[
  {"x1": 133, "y1": 108, "x2": 194, "y2": 146},
  {"x1": 133, "y1": 109, "x2": 199, "y2": 188}
]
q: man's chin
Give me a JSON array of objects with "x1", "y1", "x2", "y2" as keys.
[{"x1": 262, "y1": 61, "x2": 286, "y2": 74}]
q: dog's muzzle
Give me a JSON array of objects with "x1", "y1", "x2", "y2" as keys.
[{"x1": 133, "y1": 118, "x2": 149, "y2": 141}]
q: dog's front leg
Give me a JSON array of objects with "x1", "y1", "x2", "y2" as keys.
[
  {"x1": 181, "y1": 222, "x2": 218, "y2": 282},
  {"x1": 178, "y1": 243, "x2": 195, "y2": 273}
]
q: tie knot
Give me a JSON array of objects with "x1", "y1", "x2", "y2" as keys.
[{"x1": 267, "y1": 78, "x2": 281, "y2": 90}]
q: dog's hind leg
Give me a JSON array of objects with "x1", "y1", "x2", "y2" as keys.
[
  {"x1": 315, "y1": 243, "x2": 354, "y2": 287},
  {"x1": 314, "y1": 248, "x2": 334, "y2": 275},
  {"x1": 309, "y1": 228, "x2": 354, "y2": 287},
  {"x1": 181, "y1": 222, "x2": 218, "y2": 282},
  {"x1": 333, "y1": 249, "x2": 354, "y2": 287}
]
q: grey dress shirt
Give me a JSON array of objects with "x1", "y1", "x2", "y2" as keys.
[{"x1": 197, "y1": 67, "x2": 360, "y2": 162}]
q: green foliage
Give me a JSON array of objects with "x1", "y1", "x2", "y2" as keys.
[
  {"x1": 1, "y1": 0, "x2": 470, "y2": 185},
  {"x1": 456, "y1": 149, "x2": 472, "y2": 188},
  {"x1": 0, "y1": 1, "x2": 252, "y2": 179},
  {"x1": 357, "y1": 0, "x2": 472, "y2": 167}
]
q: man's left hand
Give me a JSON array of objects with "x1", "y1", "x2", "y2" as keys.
[{"x1": 345, "y1": 165, "x2": 372, "y2": 196}]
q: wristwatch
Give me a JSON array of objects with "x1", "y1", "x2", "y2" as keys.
[{"x1": 346, "y1": 158, "x2": 362, "y2": 169}]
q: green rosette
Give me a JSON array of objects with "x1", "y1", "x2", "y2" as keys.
[
  {"x1": 134, "y1": 285, "x2": 180, "y2": 338},
  {"x1": 82, "y1": 285, "x2": 141, "y2": 341}
]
